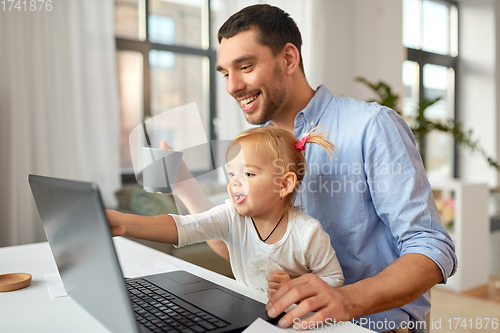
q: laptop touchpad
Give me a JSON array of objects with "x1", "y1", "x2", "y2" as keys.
[
  {"x1": 162, "y1": 271, "x2": 202, "y2": 285},
  {"x1": 186, "y1": 288, "x2": 245, "y2": 308}
]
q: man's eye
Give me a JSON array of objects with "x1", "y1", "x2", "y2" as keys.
[
  {"x1": 241, "y1": 65, "x2": 252, "y2": 71},
  {"x1": 222, "y1": 73, "x2": 229, "y2": 78}
]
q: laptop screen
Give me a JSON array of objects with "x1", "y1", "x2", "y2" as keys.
[{"x1": 29, "y1": 174, "x2": 139, "y2": 333}]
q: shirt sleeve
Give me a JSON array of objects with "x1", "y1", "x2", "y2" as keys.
[
  {"x1": 363, "y1": 106, "x2": 458, "y2": 283},
  {"x1": 170, "y1": 203, "x2": 233, "y2": 248},
  {"x1": 302, "y1": 219, "x2": 344, "y2": 288}
]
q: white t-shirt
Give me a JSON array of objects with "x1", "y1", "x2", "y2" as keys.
[{"x1": 171, "y1": 199, "x2": 344, "y2": 290}]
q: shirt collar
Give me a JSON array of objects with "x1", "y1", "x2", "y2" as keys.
[
  {"x1": 263, "y1": 85, "x2": 333, "y2": 132},
  {"x1": 294, "y1": 85, "x2": 333, "y2": 132}
]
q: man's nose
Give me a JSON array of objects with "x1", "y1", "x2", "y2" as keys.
[{"x1": 226, "y1": 72, "x2": 245, "y2": 96}]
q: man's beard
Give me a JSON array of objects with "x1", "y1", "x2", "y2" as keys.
[{"x1": 243, "y1": 65, "x2": 286, "y2": 125}]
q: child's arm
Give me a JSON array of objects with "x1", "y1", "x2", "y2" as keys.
[{"x1": 106, "y1": 210, "x2": 178, "y2": 245}]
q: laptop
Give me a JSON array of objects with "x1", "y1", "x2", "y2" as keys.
[{"x1": 28, "y1": 174, "x2": 282, "y2": 333}]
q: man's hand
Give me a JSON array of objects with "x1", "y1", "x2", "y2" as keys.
[
  {"x1": 105, "y1": 209, "x2": 129, "y2": 237},
  {"x1": 266, "y1": 273, "x2": 352, "y2": 330},
  {"x1": 266, "y1": 270, "x2": 291, "y2": 299},
  {"x1": 266, "y1": 254, "x2": 443, "y2": 330}
]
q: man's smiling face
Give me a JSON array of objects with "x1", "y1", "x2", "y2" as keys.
[{"x1": 217, "y1": 29, "x2": 287, "y2": 125}]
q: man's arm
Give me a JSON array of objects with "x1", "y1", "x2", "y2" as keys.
[
  {"x1": 161, "y1": 141, "x2": 230, "y2": 261},
  {"x1": 266, "y1": 253, "x2": 442, "y2": 329}
]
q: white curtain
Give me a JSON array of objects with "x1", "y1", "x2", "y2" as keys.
[
  {"x1": 212, "y1": 0, "x2": 319, "y2": 140},
  {"x1": 0, "y1": 0, "x2": 121, "y2": 247}
]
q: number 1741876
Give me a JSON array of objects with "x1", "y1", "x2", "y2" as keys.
[
  {"x1": 447, "y1": 318, "x2": 499, "y2": 330},
  {"x1": 1, "y1": 0, "x2": 52, "y2": 12}
]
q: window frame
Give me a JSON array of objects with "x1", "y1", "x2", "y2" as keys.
[
  {"x1": 116, "y1": 0, "x2": 217, "y2": 183},
  {"x1": 404, "y1": 0, "x2": 459, "y2": 177}
]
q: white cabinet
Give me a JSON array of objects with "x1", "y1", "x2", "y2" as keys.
[{"x1": 429, "y1": 179, "x2": 490, "y2": 292}]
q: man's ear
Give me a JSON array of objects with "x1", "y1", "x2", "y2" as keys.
[
  {"x1": 280, "y1": 172, "x2": 297, "y2": 198},
  {"x1": 282, "y1": 43, "x2": 300, "y2": 75}
]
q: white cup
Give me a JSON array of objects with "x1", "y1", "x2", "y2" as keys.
[{"x1": 141, "y1": 147, "x2": 183, "y2": 193}]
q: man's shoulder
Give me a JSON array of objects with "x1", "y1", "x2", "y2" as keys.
[
  {"x1": 305, "y1": 86, "x2": 384, "y2": 126},
  {"x1": 314, "y1": 85, "x2": 391, "y2": 118},
  {"x1": 329, "y1": 94, "x2": 386, "y2": 118},
  {"x1": 314, "y1": 95, "x2": 386, "y2": 136},
  {"x1": 320, "y1": 93, "x2": 403, "y2": 133}
]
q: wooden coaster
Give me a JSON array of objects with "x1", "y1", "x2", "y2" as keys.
[{"x1": 0, "y1": 273, "x2": 32, "y2": 292}]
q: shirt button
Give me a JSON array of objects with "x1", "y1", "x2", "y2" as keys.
[{"x1": 310, "y1": 121, "x2": 315, "y2": 126}]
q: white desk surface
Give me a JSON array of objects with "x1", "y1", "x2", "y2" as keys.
[{"x1": 0, "y1": 237, "x2": 370, "y2": 333}]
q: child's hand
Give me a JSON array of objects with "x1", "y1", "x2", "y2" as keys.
[
  {"x1": 105, "y1": 209, "x2": 129, "y2": 237},
  {"x1": 159, "y1": 140, "x2": 193, "y2": 194},
  {"x1": 266, "y1": 270, "x2": 291, "y2": 299}
]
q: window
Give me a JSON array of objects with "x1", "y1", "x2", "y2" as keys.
[
  {"x1": 403, "y1": 0, "x2": 458, "y2": 179},
  {"x1": 115, "y1": 0, "x2": 216, "y2": 180}
]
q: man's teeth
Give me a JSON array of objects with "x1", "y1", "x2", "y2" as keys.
[{"x1": 242, "y1": 94, "x2": 258, "y2": 106}]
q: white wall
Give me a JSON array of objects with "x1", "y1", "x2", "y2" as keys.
[
  {"x1": 305, "y1": 0, "x2": 404, "y2": 107},
  {"x1": 457, "y1": 0, "x2": 499, "y2": 187}
]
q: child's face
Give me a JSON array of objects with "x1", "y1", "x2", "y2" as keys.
[{"x1": 226, "y1": 140, "x2": 284, "y2": 218}]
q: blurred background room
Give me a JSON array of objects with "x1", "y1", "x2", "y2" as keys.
[{"x1": 1, "y1": 1, "x2": 500, "y2": 331}]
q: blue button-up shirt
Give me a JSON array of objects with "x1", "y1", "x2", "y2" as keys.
[{"x1": 290, "y1": 85, "x2": 457, "y2": 332}]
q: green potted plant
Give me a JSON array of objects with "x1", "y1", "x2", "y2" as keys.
[{"x1": 355, "y1": 77, "x2": 499, "y2": 172}]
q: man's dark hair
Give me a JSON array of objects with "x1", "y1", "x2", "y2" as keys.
[{"x1": 218, "y1": 4, "x2": 304, "y2": 74}]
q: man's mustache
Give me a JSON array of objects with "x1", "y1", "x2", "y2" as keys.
[{"x1": 233, "y1": 90, "x2": 262, "y2": 99}]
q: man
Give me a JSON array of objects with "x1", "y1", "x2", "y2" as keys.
[{"x1": 173, "y1": 4, "x2": 456, "y2": 333}]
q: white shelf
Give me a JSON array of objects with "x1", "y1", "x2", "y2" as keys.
[{"x1": 429, "y1": 179, "x2": 490, "y2": 292}]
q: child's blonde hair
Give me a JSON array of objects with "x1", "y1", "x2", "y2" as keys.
[{"x1": 227, "y1": 126, "x2": 336, "y2": 211}]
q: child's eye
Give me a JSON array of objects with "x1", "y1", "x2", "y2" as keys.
[
  {"x1": 227, "y1": 172, "x2": 235, "y2": 178},
  {"x1": 245, "y1": 172, "x2": 255, "y2": 177}
]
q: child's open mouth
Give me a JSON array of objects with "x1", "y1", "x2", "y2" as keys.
[{"x1": 233, "y1": 193, "x2": 247, "y2": 204}]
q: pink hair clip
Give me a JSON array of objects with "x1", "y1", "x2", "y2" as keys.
[{"x1": 295, "y1": 134, "x2": 310, "y2": 151}]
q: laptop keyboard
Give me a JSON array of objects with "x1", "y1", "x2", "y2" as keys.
[{"x1": 127, "y1": 279, "x2": 229, "y2": 333}]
